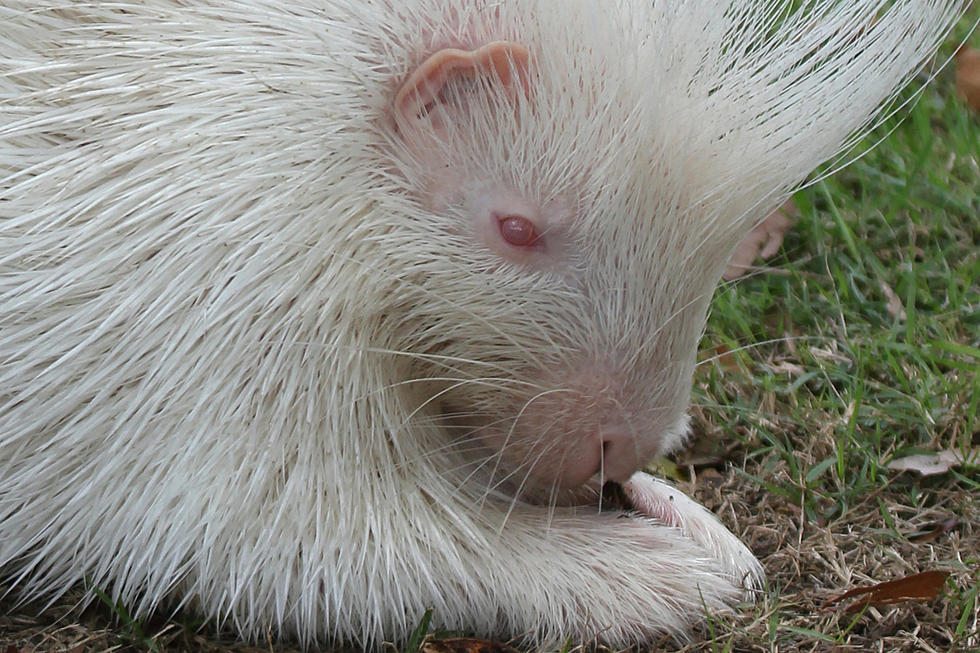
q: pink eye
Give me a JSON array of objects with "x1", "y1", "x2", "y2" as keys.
[{"x1": 497, "y1": 214, "x2": 541, "y2": 248}]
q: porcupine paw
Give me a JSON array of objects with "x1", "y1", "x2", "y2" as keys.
[{"x1": 618, "y1": 471, "x2": 765, "y2": 596}]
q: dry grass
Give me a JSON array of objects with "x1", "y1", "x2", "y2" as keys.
[{"x1": 670, "y1": 447, "x2": 980, "y2": 652}]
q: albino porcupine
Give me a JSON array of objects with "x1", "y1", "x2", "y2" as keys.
[{"x1": 0, "y1": 0, "x2": 967, "y2": 648}]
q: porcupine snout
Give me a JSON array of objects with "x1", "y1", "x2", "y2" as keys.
[{"x1": 477, "y1": 362, "x2": 685, "y2": 491}]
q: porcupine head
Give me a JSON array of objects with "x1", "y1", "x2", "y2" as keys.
[{"x1": 373, "y1": 1, "x2": 958, "y2": 501}]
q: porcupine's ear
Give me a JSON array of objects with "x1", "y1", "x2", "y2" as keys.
[{"x1": 393, "y1": 41, "x2": 530, "y2": 137}]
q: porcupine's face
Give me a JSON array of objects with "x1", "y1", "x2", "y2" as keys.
[
  {"x1": 383, "y1": 37, "x2": 732, "y2": 502},
  {"x1": 372, "y1": 0, "x2": 970, "y2": 502}
]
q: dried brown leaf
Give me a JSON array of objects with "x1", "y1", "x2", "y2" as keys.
[
  {"x1": 713, "y1": 343, "x2": 738, "y2": 371},
  {"x1": 910, "y1": 518, "x2": 962, "y2": 544},
  {"x1": 422, "y1": 637, "x2": 521, "y2": 653},
  {"x1": 824, "y1": 570, "x2": 950, "y2": 612},
  {"x1": 956, "y1": 45, "x2": 980, "y2": 112}
]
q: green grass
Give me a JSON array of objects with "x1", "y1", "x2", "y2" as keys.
[{"x1": 679, "y1": 19, "x2": 980, "y2": 652}]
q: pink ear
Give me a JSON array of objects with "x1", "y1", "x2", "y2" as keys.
[{"x1": 394, "y1": 41, "x2": 530, "y2": 131}]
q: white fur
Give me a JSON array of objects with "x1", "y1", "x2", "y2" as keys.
[{"x1": 0, "y1": 1, "x2": 965, "y2": 649}]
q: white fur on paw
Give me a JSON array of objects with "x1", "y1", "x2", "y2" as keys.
[{"x1": 622, "y1": 472, "x2": 765, "y2": 596}]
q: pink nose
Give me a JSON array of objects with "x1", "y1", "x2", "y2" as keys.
[
  {"x1": 599, "y1": 428, "x2": 641, "y2": 482},
  {"x1": 556, "y1": 427, "x2": 640, "y2": 488}
]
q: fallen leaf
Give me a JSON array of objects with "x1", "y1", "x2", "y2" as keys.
[
  {"x1": 886, "y1": 449, "x2": 979, "y2": 476},
  {"x1": 910, "y1": 518, "x2": 962, "y2": 544},
  {"x1": 824, "y1": 570, "x2": 950, "y2": 612},
  {"x1": 422, "y1": 638, "x2": 521, "y2": 653},
  {"x1": 771, "y1": 361, "x2": 806, "y2": 376},
  {"x1": 956, "y1": 44, "x2": 980, "y2": 113},
  {"x1": 724, "y1": 199, "x2": 798, "y2": 280},
  {"x1": 712, "y1": 343, "x2": 738, "y2": 371},
  {"x1": 880, "y1": 281, "x2": 906, "y2": 320}
]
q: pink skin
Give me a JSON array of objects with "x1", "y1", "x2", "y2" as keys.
[
  {"x1": 475, "y1": 372, "x2": 651, "y2": 489},
  {"x1": 394, "y1": 41, "x2": 531, "y2": 126},
  {"x1": 480, "y1": 412, "x2": 641, "y2": 490}
]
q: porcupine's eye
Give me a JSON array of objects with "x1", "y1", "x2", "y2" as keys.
[{"x1": 496, "y1": 213, "x2": 542, "y2": 249}]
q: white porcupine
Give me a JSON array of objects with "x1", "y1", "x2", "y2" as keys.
[{"x1": 0, "y1": 0, "x2": 966, "y2": 648}]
